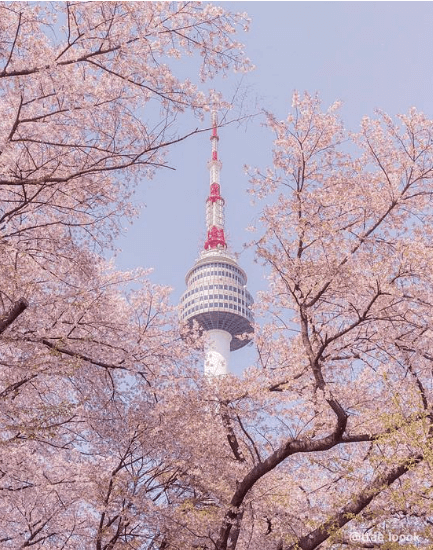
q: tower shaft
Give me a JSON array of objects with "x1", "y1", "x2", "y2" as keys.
[{"x1": 204, "y1": 329, "x2": 232, "y2": 376}]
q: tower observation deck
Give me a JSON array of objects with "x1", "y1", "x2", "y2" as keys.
[{"x1": 179, "y1": 112, "x2": 254, "y2": 376}]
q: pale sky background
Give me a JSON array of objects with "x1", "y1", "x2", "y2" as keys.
[{"x1": 115, "y1": 1, "x2": 433, "y2": 373}]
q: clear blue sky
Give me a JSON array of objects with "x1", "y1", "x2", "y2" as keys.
[{"x1": 115, "y1": 1, "x2": 433, "y2": 371}]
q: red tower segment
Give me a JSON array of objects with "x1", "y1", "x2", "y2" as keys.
[{"x1": 204, "y1": 111, "x2": 227, "y2": 250}]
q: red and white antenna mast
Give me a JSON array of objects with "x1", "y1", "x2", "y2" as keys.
[{"x1": 204, "y1": 111, "x2": 227, "y2": 250}]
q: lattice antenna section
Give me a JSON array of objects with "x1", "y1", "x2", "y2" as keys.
[{"x1": 204, "y1": 111, "x2": 226, "y2": 250}]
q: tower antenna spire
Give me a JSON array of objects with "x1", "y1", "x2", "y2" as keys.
[{"x1": 204, "y1": 110, "x2": 227, "y2": 250}]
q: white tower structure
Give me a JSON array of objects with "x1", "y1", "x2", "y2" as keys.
[{"x1": 179, "y1": 112, "x2": 254, "y2": 376}]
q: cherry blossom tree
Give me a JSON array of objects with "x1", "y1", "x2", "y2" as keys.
[
  {"x1": 0, "y1": 2, "x2": 251, "y2": 548},
  {"x1": 151, "y1": 93, "x2": 433, "y2": 550},
  {"x1": 0, "y1": 1, "x2": 251, "y2": 250},
  {"x1": 225, "y1": 93, "x2": 433, "y2": 549}
]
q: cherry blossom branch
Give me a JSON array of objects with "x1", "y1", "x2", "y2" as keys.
[
  {"x1": 96, "y1": 439, "x2": 137, "y2": 550},
  {"x1": 236, "y1": 414, "x2": 262, "y2": 463},
  {"x1": 41, "y1": 339, "x2": 128, "y2": 371},
  {"x1": 299, "y1": 307, "x2": 348, "y2": 430},
  {"x1": 285, "y1": 455, "x2": 423, "y2": 550},
  {"x1": 0, "y1": 126, "x2": 206, "y2": 188},
  {"x1": 1, "y1": 11, "x2": 21, "y2": 74},
  {"x1": 216, "y1": 425, "x2": 350, "y2": 550},
  {"x1": 304, "y1": 200, "x2": 400, "y2": 310},
  {"x1": 0, "y1": 298, "x2": 29, "y2": 334},
  {"x1": 0, "y1": 41, "x2": 133, "y2": 79},
  {"x1": 316, "y1": 285, "x2": 383, "y2": 358},
  {"x1": 220, "y1": 403, "x2": 245, "y2": 463},
  {"x1": 0, "y1": 374, "x2": 37, "y2": 400}
]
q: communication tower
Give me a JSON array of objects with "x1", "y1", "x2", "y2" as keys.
[{"x1": 179, "y1": 112, "x2": 254, "y2": 376}]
